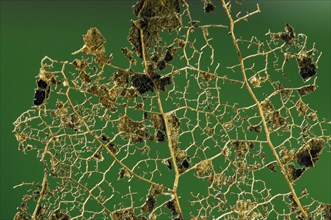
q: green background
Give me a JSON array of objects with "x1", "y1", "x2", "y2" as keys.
[{"x1": 0, "y1": 1, "x2": 330, "y2": 219}]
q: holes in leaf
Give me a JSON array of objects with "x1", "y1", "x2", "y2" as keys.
[{"x1": 320, "y1": 203, "x2": 331, "y2": 219}]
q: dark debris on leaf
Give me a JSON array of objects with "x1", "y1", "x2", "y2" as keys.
[
  {"x1": 300, "y1": 64, "x2": 316, "y2": 82},
  {"x1": 296, "y1": 138, "x2": 324, "y2": 167},
  {"x1": 156, "y1": 130, "x2": 166, "y2": 142},
  {"x1": 165, "y1": 159, "x2": 173, "y2": 170},
  {"x1": 113, "y1": 70, "x2": 131, "y2": 86},
  {"x1": 164, "y1": 50, "x2": 173, "y2": 63},
  {"x1": 142, "y1": 195, "x2": 156, "y2": 213},
  {"x1": 34, "y1": 89, "x2": 46, "y2": 106},
  {"x1": 182, "y1": 158, "x2": 190, "y2": 169},
  {"x1": 157, "y1": 60, "x2": 166, "y2": 70},
  {"x1": 298, "y1": 85, "x2": 317, "y2": 96},
  {"x1": 79, "y1": 71, "x2": 91, "y2": 83},
  {"x1": 155, "y1": 76, "x2": 172, "y2": 92},
  {"x1": 204, "y1": 1, "x2": 216, "y2": 13},
  {"x1": 50, "y1": 209, "x2": 70, "y2": 220},
  {"x1": 37, "y1": 79, "x2": 48, "y2": 89},
  {"x1": 292, "y1": 168, "x2": 305, "y2": 181},
  {"x1": 297, "y1": 57, "x2": 316, "y2": 82},
  {"x1": 165, "y1": 200, "x2": 178, "y2": 215},
  {"x1": 287, "y1": 163, "x2": 306, "y2": 182},
  {"x1": 132, "y1": 74, "x2": 154, "y2": 94},
  {"x1": 280, "y1": 23, "x2": 296, "y2": 44}
]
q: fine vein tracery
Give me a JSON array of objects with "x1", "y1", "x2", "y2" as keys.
[{"x1": 13, "y1": 1, "x2": 330, "y2": 219}]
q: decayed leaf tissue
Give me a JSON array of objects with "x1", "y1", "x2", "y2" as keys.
[{"x1": 13, "y1": 0, "x2": 330, "y2": 219}]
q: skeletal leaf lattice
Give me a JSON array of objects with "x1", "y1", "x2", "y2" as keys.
[{"x1": 13, "y1": 1, "x2": 330, "y2": 220}]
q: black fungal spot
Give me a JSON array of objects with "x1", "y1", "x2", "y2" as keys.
[
  {"x1": 34, "y1": 89, "x2": 46, "y2": 106},
  {"x1": 37, "y1": 79, "x2": 48, "y2": 89},
  {"x1": 204, "y1": 1, "x2": 216, "y2": 13},
  {"x1": 157, "y1": 60, "x2": 166, "y2": 70},
  {"x1": 132, "y1": 74, "x2": 154, "y2": 94}
]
